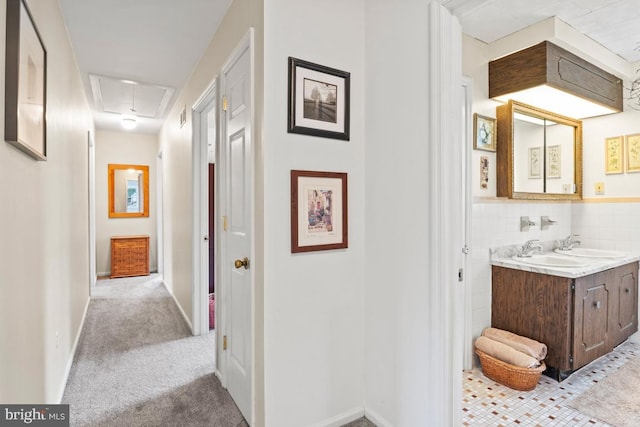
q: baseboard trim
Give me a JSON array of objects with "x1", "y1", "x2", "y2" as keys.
[
  {"x1": 163, "y1": 280, "x2": 193, "y2": 334},
  {"x1": 365, "y1": 408, "x2": 394, "y2": 427},
  {"x1": 310, "y1": 407, "x2": 364, "y2": 427},
  {"x1": 57, "y1": 296, "x2": 91, "y2": 403}
]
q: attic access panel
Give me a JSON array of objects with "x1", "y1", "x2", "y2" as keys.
[{"x1": 89, "y1": 74, "x2": 174, "y2": 119}]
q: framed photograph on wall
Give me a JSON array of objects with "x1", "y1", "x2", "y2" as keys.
[
  {"x1": 291, "y1": 170, "x2": 348, "y2": 253},
  {"x1": 287, "y1": 57, "x2": 350, "y2": 141},
  {"x1": 605, "y1": 136, "x2": 624, "y2": 174},
  {"x1": 473, "y1": 113, "x2": 496, "y2": 152},
  {"x1": 626, "y1": 133, "x2": 640, "y2": 172},
  {"x1": 4, "y1": 0, "x2": 47, "y2": 161}
]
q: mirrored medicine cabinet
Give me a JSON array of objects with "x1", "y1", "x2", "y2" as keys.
[
  {"x1": 108, "y1": 163, "x2": 149, "y2": 218},
  {"x1": 496, "y1": 100, "x2": 582, "y2": 200}
]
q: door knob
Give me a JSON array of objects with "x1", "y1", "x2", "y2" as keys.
[{"x1": 234, "y1": 257, "x2": 250, "y2": 270}]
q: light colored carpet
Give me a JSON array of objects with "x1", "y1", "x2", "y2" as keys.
[
  {"x1": 62, "y1": 274, "x2": 247, "y2": 427},
  {"x1": 569, "y1": 355, "x2": 640, "y2": 427}
]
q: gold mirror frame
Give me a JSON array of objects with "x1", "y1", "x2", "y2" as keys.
[
  {"x1": 108, "y1": 164, "x2": 149, "y2": 218},
  {"x1": 497, "y1": 100, "x2": 583, "y2": 200}
]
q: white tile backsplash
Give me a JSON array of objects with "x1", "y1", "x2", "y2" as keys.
[{"x1": 469, "y1": 200, "x2": 572, "y2": 359}]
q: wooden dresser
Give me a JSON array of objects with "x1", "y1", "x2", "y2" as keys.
[{"x1": 110, "y1": 235, "x2": 150, "y2": 279}]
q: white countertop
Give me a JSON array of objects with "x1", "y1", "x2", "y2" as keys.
[{"x1": 491, "y1": 252, "x2": 640, "y2": 278}]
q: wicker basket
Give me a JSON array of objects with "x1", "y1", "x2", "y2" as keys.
[{"x1": 475, "y1": 349, "x2": 546, "y2": 391}]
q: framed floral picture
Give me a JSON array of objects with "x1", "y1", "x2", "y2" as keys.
[
  {"x1": 546, "y1": 144, "x2": 561, "y2": 178},
  {"x1": 528, "y1": 147, "x2": 541, "y2": 179},
  {"x1": 291, "y1": 170, "x2": 348, "y2": 253},
  {"x1": 626, "y1": 134, "x2": 640, "y2": 172},
  {"x1": 605, "y1": 136, "x2": 624, "y2": 174}
]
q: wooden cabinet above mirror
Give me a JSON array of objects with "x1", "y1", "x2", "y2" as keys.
[
  {"x1": 108, "y1": 164, "x2": 149, "y2": 218},
  {"x1": 497, "y1": 100, "x2": 582, "y2": 200}
]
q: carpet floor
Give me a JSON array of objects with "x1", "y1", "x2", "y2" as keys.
[{"x1": 62, "y1": 275, "x2": 247, "y2": 427}]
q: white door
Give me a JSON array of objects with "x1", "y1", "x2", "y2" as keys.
[{"x1": 222, "y1": 35, "x2": 252, "y2": 422}]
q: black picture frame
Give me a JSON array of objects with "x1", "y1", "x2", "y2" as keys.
[
  {"x1": 288, "y1": 57, "x2": 350, "y2": 141},
  {"x1": 5, "y1": 0, "x2": 47, "y2": 161}
]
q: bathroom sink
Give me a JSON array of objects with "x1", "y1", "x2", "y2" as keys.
[
  {"x1": 511, "y1": 254, "x2": 589, "y2": 268},
  {"x1": 554, "y1": 248, "x2": 626, "y2": 258}
]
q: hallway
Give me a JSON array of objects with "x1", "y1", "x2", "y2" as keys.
[{"x1": 62, "y1": 275, "x2": 247, "y2": 426}]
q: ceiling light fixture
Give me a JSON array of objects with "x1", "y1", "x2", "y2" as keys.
[
  {"x1": 489, "y1": 41, "x2": 623, "y2": 119},
  {"x1": 121, "y1": 85, "x2": 138, "y2": 130}
]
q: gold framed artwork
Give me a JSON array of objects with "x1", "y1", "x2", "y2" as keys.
[
  {"x1": 626, "y1": 134, "x2": 640, "y2": 173},
  {"x1": 605, "y1": 136, "x2": 624, "y2": 174},
  {"x1": 473, "y1": 113, "x2": 496, "y2": 152}
]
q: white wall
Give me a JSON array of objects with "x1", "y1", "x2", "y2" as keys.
[
  {"x1": 365, "y1": 2, "x2": 462, "y2": 426},
  {"x1": 0, "y1": 0, "x2": 93, "y2": 403},
  {"x1": 582, "y1": 110, "x2": 640, "y2": 199},
  {"x1": 158, "y1": 0, "x2": 265, "y2": 422},
  {"x1": 262, "y1": 1, "x2": 365, "y2": 426},
  {"x1": 95, "y1": 130, "x2": 158, "y2": 275}
]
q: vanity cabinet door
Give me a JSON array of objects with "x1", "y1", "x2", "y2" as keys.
[
  {"x1": 612, "y1": 262, "x2": 639, "y2": 346},
  {"x1": 573, "y1": 270, "x2": 614, "y2": 369}
]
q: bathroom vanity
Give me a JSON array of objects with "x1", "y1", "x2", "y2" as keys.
[{"x1": 491, "y1": 253, "x2": 639, "y2": 381}]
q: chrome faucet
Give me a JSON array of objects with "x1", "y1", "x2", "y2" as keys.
[
  {"x1": 558, "y1": 234, "x2": 581, "y2": 251},
  {"x1": 517, "y1": 239, "x2": 544, "y2": 257}
]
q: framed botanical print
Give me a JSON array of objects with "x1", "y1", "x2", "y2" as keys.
[{"x1": 605, "y1": 136, "x2": 624, "y2": 174}]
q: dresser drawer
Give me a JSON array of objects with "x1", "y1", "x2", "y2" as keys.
[{"x1": 110, "y1": 235, "x2": 150, "y2": 278}]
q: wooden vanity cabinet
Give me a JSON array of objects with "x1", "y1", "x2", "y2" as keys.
[
  {"x1": 110, "y1": 235, "x2": 150, "y2": 279},
  {"x1": 491, "y1": 262, "x2": 638, "y2": 380}
]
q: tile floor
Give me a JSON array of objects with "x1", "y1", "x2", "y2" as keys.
[{"x1": 462, "y1": 341, "x2": 640, "y2": 426}]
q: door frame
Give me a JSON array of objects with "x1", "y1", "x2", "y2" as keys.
[
  {"x1": 88, "y1": 130, "x2": 96, "y2": 293},
  {"x1": 461, "y1": 76, "x2": 473, "y2": 370},
  {"x1": 192, "y1": 78, "x2": 218, "y2": 337}
]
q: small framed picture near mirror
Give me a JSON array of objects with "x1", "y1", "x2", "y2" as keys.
[{"x1": 473, "y1": 113, "x2": 496, "y2": 152}]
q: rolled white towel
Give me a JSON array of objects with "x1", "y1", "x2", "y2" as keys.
[
  {"x1": 482, "y1": 327, "x2": 547, "y2": 361},
  {"x1": 475, "y1": 336, "x2": 540, "y2": 368}
]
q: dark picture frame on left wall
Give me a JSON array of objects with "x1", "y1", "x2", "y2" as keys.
[{"x1": 5, "y1": 0, "x2": 47, "y2": 161}]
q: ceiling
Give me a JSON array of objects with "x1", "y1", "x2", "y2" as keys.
[
  {"x1": 58, "y1": 0, "x2": 232, "y2": 134},
  {"x1": 58, "y1": 0, "x2": 640, "y2": 134},
  {"x1": 440, "y1": 0, "x2": 640, "y2": 63}
]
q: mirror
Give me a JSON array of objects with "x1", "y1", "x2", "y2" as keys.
[
  {"x1": 108, "y1": 164, "x2": 149, "y2": 218},
  {"x1": 496, "y1": 100, "x2": 582, "y2": 200}
]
